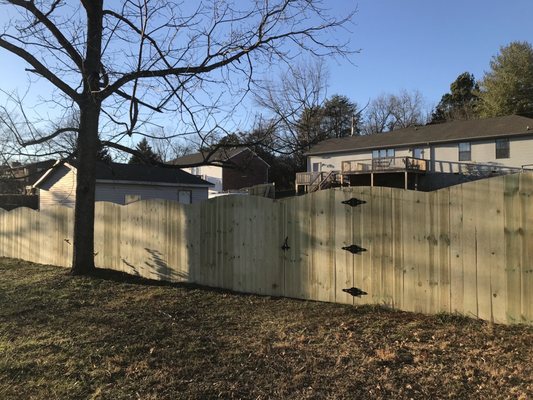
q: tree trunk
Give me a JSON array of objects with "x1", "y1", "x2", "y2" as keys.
[
  {"x1": 71, "y1": 102, "x2": 100, "y2": 275},
  {"x1": 70, "y1": 1, "x2": 103, "y2": 275}
]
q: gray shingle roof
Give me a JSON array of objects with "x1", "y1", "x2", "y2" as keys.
[
  {"x1": 36, "y1": 161, "x2": 213, "y2": 187},
  {"x1": 307, "y1": 115, "x2": 533, "y2": 155},
  {"x1": 91, "y1": 162, "x2": 213, "y2": 185},
  {"x1": 170, "y1": 147, "x2": 245, "y2": 166}
]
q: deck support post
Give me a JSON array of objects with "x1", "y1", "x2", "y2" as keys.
[{"x1": 404, "y1": 171, "x2": 408, "y2": 190}]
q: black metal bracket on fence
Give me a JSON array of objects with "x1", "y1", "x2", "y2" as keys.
[
  {"x1": 281, "y1": 236, "x2": 290, "y2": 251},
  {"x1": 342, "y1": 244, "x2": 367, "y2": 254},
  {"x1": 342, "y1": 287, "x2": 368, "y2": 297},
  {"x1": 341, "y1": 197, "x2": 366, "y2": 207}
]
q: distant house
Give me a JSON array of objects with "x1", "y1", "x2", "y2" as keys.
[
  {"x1": 296, "y1": 115, "x2": 533, "y2": 192},
  {"x1": 33, "y1": 161, "x2": 213, "y2": 209},
  {"x1": 0, "y1": 159, "x2": 55, "y2": 194},
  {"x1": 171, "y1": 147, "x2": 270, "y2": 197},
  {"x1": 0, "y1": 160, "x2": 55, "y2": 211}
]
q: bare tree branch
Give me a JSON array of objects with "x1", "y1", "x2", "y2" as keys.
[
  {"x1": 7, "y1": 0, "x2": 84, "y2": 69},
  {"x1": 0, "y1": 37, "x2": 79, "y2": 99}
]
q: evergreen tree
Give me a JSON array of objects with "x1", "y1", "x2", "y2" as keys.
[
  {"x1": 96, "y1": 139, "x2": 112, "y2": 163},
  {"x1": 431, "y1": 72, "x2": 479, "y2": 123},
  {"x1": 128, "y1": 138, "x2": 161, "y2": 165},
  {"x1": 321, "y1": 95, "x2": 360, "y2": 137},
  {"x1": 72, "y1": 136, "x2": 112, "y2": 162},
  {"x1": 296, "y1": 94, "x2": 359, "y2": 149},
  {"x1": 478, "y1": 41, "x2": 533, "y2": 117}
]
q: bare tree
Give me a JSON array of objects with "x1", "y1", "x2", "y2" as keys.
[
  {"x1": 364, "y1": 94, "x2": 394, "y2": 135},
  {"x1": 390, "y1": 89, "x2": 426, "y2": 129},
  {"x1": 363, "y1": 90, "x2": 426, "y2": 134},
  {"x1": 0, "y1": 0, "x2": 353, "y2": 275},
  {"x1": 142, "y1": 127, "x2": 193, "y2": 163},
  {"x1": 254, "y1": 59, "x2": 329, "y2": 163}
]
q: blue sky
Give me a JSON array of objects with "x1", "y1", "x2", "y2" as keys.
[
  {"x1": 327, "y1": 0, "x2": 533, "y2": 111},
  {"x1": 1, "y1": 0, "x2": 533, "y2": 139}
]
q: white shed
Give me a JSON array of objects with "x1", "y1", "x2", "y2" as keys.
[{"x1": 33, "y1": 161, "x2": 212, "y2": 209}]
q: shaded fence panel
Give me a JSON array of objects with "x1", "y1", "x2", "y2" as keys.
[{"x1": 1, "y1": 173, "x2": 533, "y2": 325}]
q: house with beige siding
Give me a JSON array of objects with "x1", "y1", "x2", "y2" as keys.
[
  {"x1": 297, "y1": 115, "x2": 533, "y2": 192},
  {"x1": 33, "y1": 161, "x2": 212, "y2": 209},
  {"x1": 171, "y1": 147, "x2": 269, "y2": 198}
]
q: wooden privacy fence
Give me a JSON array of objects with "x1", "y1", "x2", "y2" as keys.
[{"x1": 0, "y1": 172, "x2": 532, "y2": 325}]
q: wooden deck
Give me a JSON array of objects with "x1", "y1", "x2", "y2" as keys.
[
  {"x1": 296, "y1": 157, "x2": 528, "y2": 192},
  {"x1": 295, "y1": 157, "x2": 428, "y2": 192},
  {"x1": 341, "y1": 157, "x2": 428, "y2": 174}
]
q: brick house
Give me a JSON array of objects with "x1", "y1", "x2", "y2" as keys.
[{"x1": 172, "y1": 147, "x2": 270, "y2": 198}]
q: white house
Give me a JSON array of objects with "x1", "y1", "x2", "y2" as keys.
[
  {"x1": 33, "y1": 161, "x2": 213, "y2": 209},
  {"x1": 172, "y1": 147, "x2": 269, "y2": 198},
  {"x1": 297, "y1": 115, "x2": 533, "y2": 192}
]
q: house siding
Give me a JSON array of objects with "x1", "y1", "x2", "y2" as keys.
[
  {"x1": 38, "y1": 165, "x2": 209, "y2": 209},
  {"x1": 183, "y1": 149, "x2": 268, "y2": 196},
  {"x1": 182, "y1": 165, "x2": 223, "y2": 193},
  {"x1": 95, "y1": 182, "x2": 208, "y2": 204},
  {"x1": 222, "y1": 149, "x2": 269, "y2": 191},
  {"x1": 38, "y1": 165, "x2": 77, "y2": 208},
  {"x1": 307, "y1": 147, "x2": 413, "y2": 172},
  {"x1": 308, "y1": 136, "x2": 533, "y2": 172}
]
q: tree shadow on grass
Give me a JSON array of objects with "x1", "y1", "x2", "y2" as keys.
[{"x1": 89, "y1": 266, "x2": 189, "y2": 288}]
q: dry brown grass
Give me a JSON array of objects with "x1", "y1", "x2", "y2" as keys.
[{"x1": 0, "y1": 257, "x2": 531, "y2": 399}]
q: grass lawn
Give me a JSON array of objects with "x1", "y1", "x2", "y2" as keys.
[{"x1": 0, "y1": 257, "x2": 531, "y2": 399}]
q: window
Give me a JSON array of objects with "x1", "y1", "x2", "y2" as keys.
[
  {"x1": 372, "y1": 149, "x2": 395, "y2": 159},
  {"x1": 178, "y1": 190, "x2": 192, "y2": 204},
  {"x1": 413, "y1": 148, "x2": 424, "y2": 159},
  {"x1": 312, "y1": 162, "x2": 320, "y2": 172},
  {"x1": 495, "y1": 139, "x2": 510, "y2": 159},
  {"x1": 458, "y1": 142, "x2": 471, "y2": 161}
]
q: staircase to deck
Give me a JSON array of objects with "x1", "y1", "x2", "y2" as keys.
[{"x1": 296, "y1": 171, "x2": 342, "y2": 193}]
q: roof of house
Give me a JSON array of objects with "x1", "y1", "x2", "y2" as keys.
[
  {"x1": 171, "y1": 146, "x2": 270, "y2": 167},
  {"x1": 307, "y1": 115, "x2": 533, "y2": 156},
  {"x1": 0, "y1": 159, "x2": 55, "y2": 183},
  {"x1": 171, "y1": 147, "x2": 246, "y2": 166},
  {"x1": 34, "y1": 160, "x2": 213, "y2": 188}
]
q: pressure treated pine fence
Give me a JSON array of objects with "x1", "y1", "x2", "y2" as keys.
[{"x1": 0, "y1": 172, "x2": 532, "y2": 325}]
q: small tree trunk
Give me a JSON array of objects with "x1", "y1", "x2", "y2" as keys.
[{"x1": 71, "y1": 102, "x2": 100, "y2": 275}]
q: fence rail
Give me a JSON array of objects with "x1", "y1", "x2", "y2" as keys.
[{"x1": 1, "y1": 172, "x2": 532, "y2": 325}]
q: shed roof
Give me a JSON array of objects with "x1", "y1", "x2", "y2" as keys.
[
  {"x1": 34, "y1": 160, "x2": 213, "y2": 188},
  {"x1": 307, "y1": 115, "x2": 533, "y2": 156},
  {"x1": 171, "y1": 146, "x2": 270, "y2": 167},
  {"x1": 171, "y1": 147, "x2": 246, "y2": 166}
]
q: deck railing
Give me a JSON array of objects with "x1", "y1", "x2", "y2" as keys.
[
  {"x1": 296, "y1": 158, "x2": 525, "y2": 188},
  {"x1": 430, "y1": 160, "x2": 522, "y2": 175},
  {"x1": 341, "y1": 157, "x2": 428, "y2": 174},
  {"x1": 295, "y1": 171, "x2": 326, "y2": 186}
]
